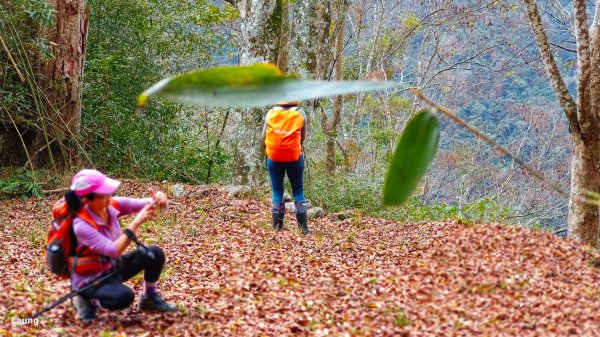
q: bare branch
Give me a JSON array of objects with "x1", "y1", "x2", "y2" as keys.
[
  {"x1": 574, "y1": 0, "x2": 592, "y2": 136},
  {"x1": 549, "y1": 41, "x2": 577, "y2": 53},
  {"x1": 523, "y1": 0, "x2": 580, "y2": 136}
]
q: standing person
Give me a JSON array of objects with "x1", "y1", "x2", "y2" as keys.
[
  {"x1": 262, "y1": 100, "x2": 312, "y2": 234},
  {"x1": 65, "y1": 169, "x2": 177, "y2": 323}
]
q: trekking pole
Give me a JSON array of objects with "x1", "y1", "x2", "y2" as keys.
[
  {"x1": 29, "y1": 267, "x2": 120, "y2": 319},
  {"x1": 29, "y1": 230, "x2": 153, "y2": 319}
]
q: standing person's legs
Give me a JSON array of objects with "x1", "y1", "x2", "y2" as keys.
[
  {"x1": 267, "y1": 158, "x2": 286, "y2": 203},
  {"x1": 286, "y1": 155, "x2": 311, "y2": 234},
  {"x1": 267, "y1": 158, "x2": 286, "y2": 230},
  {"x1": 286, "y1": 155, "x2": 305, "y2": 202}
]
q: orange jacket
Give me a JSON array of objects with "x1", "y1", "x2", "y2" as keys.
[{"x1": 264, "y1": 106, "x2": 306, "y2": 162}]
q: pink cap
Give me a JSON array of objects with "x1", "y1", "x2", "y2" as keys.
[{"x1": 70, "y1": 169, "x2": 121, "y2": 197}]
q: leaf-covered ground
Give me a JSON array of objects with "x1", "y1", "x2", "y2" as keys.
[{"x1": 2, "y1": 182, "x2": 600, "y2": 336}]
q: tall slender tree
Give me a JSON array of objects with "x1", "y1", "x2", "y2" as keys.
[
  {"x1": 322, "y1": 0, "x2": 350, "y2": 175},
  {"x1": 523, "y1": 0, "x2": 600, "y2": 247}
]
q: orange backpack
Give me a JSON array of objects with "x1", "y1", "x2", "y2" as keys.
[
  {"x1": 265, "y1": 107, "x2": 305, "y2": 161},
  {"x1": 45, "y1": 198, "x2": 120, "y2": 278}
]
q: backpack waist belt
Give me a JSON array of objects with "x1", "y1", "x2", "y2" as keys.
[{"x1": 69, "y1": 254, "x2": 111, "y2": 275}]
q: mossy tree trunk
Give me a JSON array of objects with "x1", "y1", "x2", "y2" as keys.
[{"x1": 227, "y1": 0, "x2": 284, "y2": 187}]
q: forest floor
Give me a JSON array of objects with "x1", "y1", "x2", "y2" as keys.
[{"x1": 1, "y1": 181, "x2": 600, "y2": 336}]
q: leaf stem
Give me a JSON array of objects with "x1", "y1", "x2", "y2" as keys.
[{"x1": 413, "y1": 89, "x2": 599, "y2": 206}]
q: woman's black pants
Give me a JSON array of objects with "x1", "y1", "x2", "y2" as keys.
[{"x1": 79, "y1": 245, "x2": 165, "y2": 310}]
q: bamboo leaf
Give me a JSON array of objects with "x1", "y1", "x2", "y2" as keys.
[
  {"x1": 384, "y1": 109, "x2": 440, "y2": 206},
  {"x1": 137, "y1": 64, "x2": 407, "y2": 109}
]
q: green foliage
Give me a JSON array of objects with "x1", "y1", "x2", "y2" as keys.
[
  {"x1": 398, "y1": 197, "x2": 510, "y2": 224},
  {"x1": 23, "y1": 0, "x2": 55, "y2": 27},
  {"x1": 0, "y1": 1, "x2": 51, "y2": 123},
  {"x1": 305, "y1": 165, "x2": 511, "y2": 224},
  {"x1": 361, "y1": 95, "x2": 381, "y2": 113},
  {"x1": 202, "y1": 3, "x2": 239, "y2": 24},
  {"x1": 306, "y1": 173, "x2": 384, "y2": 212},
  {"x1": 83, "y1": 0, "x2": 234, "y2": 183},
  {"x1": 371, "y1": 128, "x2": 396, "y2": 147},
  {"x1": 402, "y1": 13, "x2": 421, "y2": 32},
  {"x1": 0, "y1": 169, "x2": 42, "y2": 198},
  {"x1": 389, "y1": 95, "x2": 412, "y2": 112},
  {"x1": 384, "y1": 109, "x2": 440, "y2": 205},
  {"x1": 393, "y1": 311, "x2": 412, "y2": 328},
  {"x1": 378, "y1": 29, "x2": 394, "y2": 52},
  {"x1": 463, "y1": 197, "x2": 511, "y2": 223}
]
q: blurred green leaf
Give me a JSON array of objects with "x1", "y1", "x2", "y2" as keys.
[
  {"x1": 383, "y1": 109, "x2": 440, "y2": 206},
  {"x1": 138, "y1": 64, "x2": 407, "y2": 109}
]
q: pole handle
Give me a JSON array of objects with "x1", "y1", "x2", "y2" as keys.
[{"x1": 124, "y1": 228, "x2": 155, "y2": 259}]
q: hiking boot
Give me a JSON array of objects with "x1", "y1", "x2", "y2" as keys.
[
  {"x1": 73, "y1": 295, "x2": 96, "y2": 324},
  {"x1": 297, "y1": 212, "x2": 312, "y2": 234},
  {"x1": 271, "y1": 202, "x2": 285, "y2": 231},
  {"x1": 138, "y1": 293, "x2": 178, "y2": 312},
  {"x1": 295, "y1": 201, "x2": 312, "y2": 235}
]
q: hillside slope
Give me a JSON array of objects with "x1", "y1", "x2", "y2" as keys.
[{"x1": 1, "y1": 182, "x2": 599, "y2": 336}]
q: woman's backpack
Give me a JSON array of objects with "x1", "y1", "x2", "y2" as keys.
[{"x1": 44, "y1": 198, "x2": 119, "y2": 278}]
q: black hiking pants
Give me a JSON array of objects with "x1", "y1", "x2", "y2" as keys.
[{"x1": 79, "y1": 245, "x2": 165, "y2": 310}]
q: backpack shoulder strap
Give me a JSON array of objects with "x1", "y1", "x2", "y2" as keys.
[
  {"x1": 75, "y1": 199, "x2": 120, "y2": 231},
  {"x1": 110, "y1": 199, "x2": 120, "y2": 211},
  {"x1": 74, "y1": 208, "x2": 99, "y2": 231}
]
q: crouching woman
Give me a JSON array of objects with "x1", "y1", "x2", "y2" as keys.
[{"x1": 66, "y1": 169, "x2": 177, "y2": 323}]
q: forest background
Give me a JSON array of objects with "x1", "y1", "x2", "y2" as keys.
[{"x1": 0, "y1": 0, "x2": 580, "y2": 233}]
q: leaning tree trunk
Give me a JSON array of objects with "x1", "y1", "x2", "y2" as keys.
[{"x1": 33, "y1": 0, "x2": 89, "y2": 168}]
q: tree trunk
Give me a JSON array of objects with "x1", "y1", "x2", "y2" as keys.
[
  {"x1": 323, "y1": 0, "x2": 348, "y2": 176},
  {"x1": 288, "y1": 0, "x2": 332, "y2": 80},
  {"x1": 276, "y1": 1, "x2": 290, "y2": 73},
  {"x1": 34, "y1": 0, "x2": 89, "y2": 168},
  {"x1": 235, "y1": 0, "x2": 283, "y2": 65},
  {"x1": 231, "y1": 0, "x2": 283, "y2": 187},
  {"x1": 568, "y1": 138, "x2": 600, "y2": 246}
]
